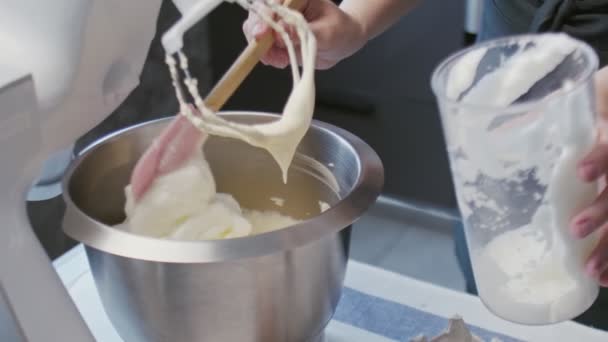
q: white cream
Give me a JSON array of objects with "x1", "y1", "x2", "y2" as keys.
[
  {"x1": 270, "y1": 196, "x2": 285, "y2": 207},
  {"x1": 123, "y1": 147, "x2": 300, "y2": 240},
  {"x1": 446, "y1": 33, "x2": 600, "y2": 323},
  {"x1": 319, "y1": 201, "x2": 330, "y2": 213},
  {"x1": 244, "y1": 209, "x2": 301, "y2": 235},
  {"x1": 462, "y1": 35, "x2": 577, "y2": 107},
  {"x1": 446, "y1": 46, "x2": 487, "y2": 100}
]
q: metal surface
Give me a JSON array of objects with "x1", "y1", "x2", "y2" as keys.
[{"x1": 63, "y1": 112, "x2": 383, "y2": 342}]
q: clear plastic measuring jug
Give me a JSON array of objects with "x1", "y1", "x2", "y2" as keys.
[{"x1": 431, "y1": 33, "x2": 601, "y2": 325}]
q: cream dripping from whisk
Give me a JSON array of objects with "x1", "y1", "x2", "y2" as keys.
[
  {"x1": 168, "y1": 1, "x2": 317, "y2": 182},
  {"x1": 122, "y1": 1, "x2": 317, "y2": 240}
]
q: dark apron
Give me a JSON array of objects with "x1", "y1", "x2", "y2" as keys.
[
  {"x1": 478, "y1": 0, "x2": 608, "y2": 66},
  {"x1": 455, "y1": 0, "x2": 608, "y2": 329}
]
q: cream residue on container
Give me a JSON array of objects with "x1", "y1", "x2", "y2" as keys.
[
  {"x1": 121, "y1": 2, "x2": 319, "y2": 241},
  {"x1": 446, "y1": 33, "x2": 600, "y2": 323}
]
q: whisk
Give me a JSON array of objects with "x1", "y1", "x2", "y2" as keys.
[{"x1": 161, "y1": 0, "x2": 316, "y2": 180}]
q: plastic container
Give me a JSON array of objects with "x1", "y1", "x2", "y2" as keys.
[{"x1": 431, "y1": 33, "x2": 601, "y2": 325}]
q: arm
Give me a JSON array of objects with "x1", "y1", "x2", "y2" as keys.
[{"x1": 340, "y1": 0, "x2": 420, "y2": 41}]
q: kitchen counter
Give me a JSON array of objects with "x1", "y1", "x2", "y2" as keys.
[{"x1": 54, "y1": 244, "x2": 608, "y2": 342}]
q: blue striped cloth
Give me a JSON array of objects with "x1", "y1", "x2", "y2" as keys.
[{"x1": 335, "y1": 287, "x2": 521, "y2": 342}]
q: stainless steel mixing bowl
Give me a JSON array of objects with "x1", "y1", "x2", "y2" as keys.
[{"x1": 62, "y1": 112, "x2": 383, "y2": 342}]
